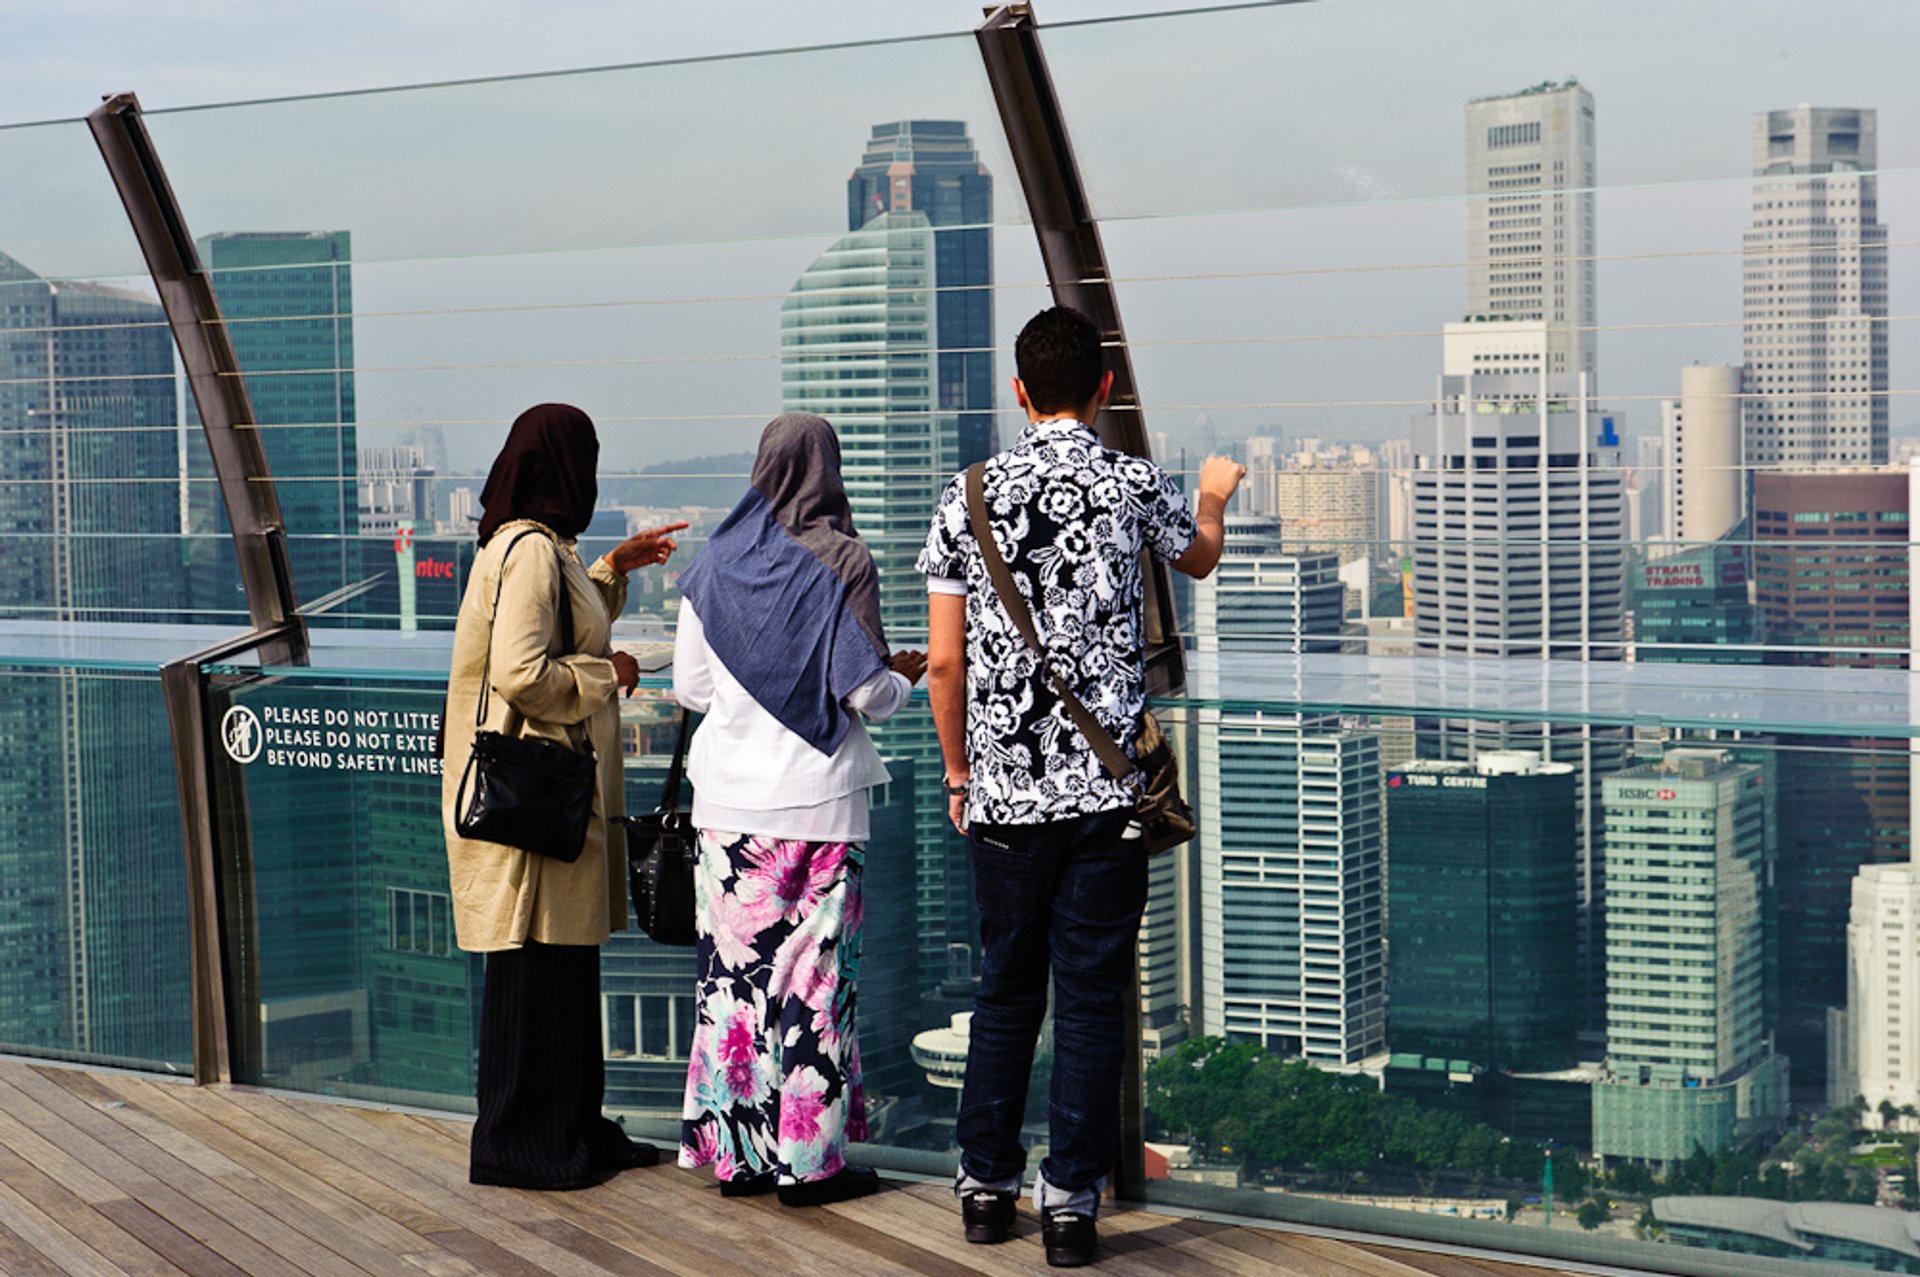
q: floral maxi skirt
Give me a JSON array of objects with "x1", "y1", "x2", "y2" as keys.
[{"x1": 679, "y1": 830, "x2": 866, "y2": 1184}]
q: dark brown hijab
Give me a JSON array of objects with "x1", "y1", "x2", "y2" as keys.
[{"x1": 476, "y1": 403, "x2": 599, "y2": 545}]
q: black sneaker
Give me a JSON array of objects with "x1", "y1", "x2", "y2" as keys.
[
  {"x1": 719, "y1": 1171, "x2": 776, "y2": 1198},
  {"x1": 777, "y1": 1164, "x2": 880, "y2": 1207},
  {"x1": 962, "y1": 1188, "x2": 1017, "y2": 1244},
  {"x1": 1041, "y1": 1209, "x2": 1097, "y2": 1268}
]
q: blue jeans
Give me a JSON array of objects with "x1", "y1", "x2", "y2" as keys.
[{"x1": 956, "y1": 807, "x2": 1146, "y2": 1202}]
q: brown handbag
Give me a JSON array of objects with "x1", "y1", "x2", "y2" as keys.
[{"x1": 964, "y1": 463, "x2": 1196, "y2": 855}]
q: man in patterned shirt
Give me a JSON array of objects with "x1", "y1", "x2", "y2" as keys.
[{"x1": 919, "y1": 305, "x2": 1244, "y2": 1266}]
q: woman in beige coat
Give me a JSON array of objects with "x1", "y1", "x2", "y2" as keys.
[{"x1": 442, "y1": 403, "x2": 684, "y2": 1190}]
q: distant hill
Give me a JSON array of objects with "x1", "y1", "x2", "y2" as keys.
[{"x1": 603, "y1": 453, "x2": 753, "y2": 510}]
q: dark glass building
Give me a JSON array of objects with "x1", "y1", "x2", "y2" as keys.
[
  {"x1": 1386, "y1": 751, "x2": 1578, "y2": 1073},
  {"x1": 1632, "y1": 523, "x2": 1760, "y2": 664},
  {"x1": 0, "y1": 252, "x2": 191, "y2": 1065},
  {"x1": 847, "y1": 120, "x2": 995, "y2": 469},
  {"x1": 189, "y1": 231, "x2": 358, "y2": 624},
  {"x1": 1753, "y1": 468, "x2": 1910, "y2": 1098}
]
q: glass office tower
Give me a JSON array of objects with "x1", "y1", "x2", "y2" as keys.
[
  {"x1": 189, "y1": 231, "x2": 358, "y2": 623},
  {"x1": 847, "y1": 120, "x2": 995, "y2": 470},
  {"x1": 0, "y1": 251, "x2": 188, "y2": 1062}
]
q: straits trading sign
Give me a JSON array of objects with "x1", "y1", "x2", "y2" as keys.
[
  {"x1": 220, "y1": 704, "x2": 443, "y2": 774},
  {"x1": 1640, "y1": 556, "x2": 1748, "y2": 591}
]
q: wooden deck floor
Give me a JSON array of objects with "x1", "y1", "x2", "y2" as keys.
[{"x1": 0, "y1": 1059, "x2": 1569, "y2": 1277}]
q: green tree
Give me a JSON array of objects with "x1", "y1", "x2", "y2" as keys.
[
  {"x1": 1607, "y1": 1161, "x2": 1655, "y2": 1197},
  {"x1": 1576, "y1": 1197, "x2": 1611, "y2": 1231}
]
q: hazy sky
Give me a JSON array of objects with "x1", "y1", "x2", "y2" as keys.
[{"x1": 3, "y1": 0, "x2": 1916, "y2": 488}]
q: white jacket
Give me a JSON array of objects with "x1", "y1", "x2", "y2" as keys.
[{"x1": 672, "y1": 596, "x2": 909, "y2": 842}]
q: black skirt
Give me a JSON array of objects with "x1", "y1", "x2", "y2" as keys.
[{"x1": 470, "y1": 939, "x2": 632, "y2": 1188}]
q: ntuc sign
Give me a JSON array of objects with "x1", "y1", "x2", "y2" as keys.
[{"x1": 415, "y1": 559, "x2": 456, "y2": 580}]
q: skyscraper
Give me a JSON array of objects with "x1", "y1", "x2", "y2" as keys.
[
  {"x1": 1593, "y1": 749, "x2": 1788, "y2": 1167},
  {"x1": 1461, "y1": 80, "x2": 1597, "y2": 381},
  {"x1": 847, "y1": 121, "x2": 996, "y2": 470},
  {"x1": 1835, "y1": 863, "x2": 1920, "y2": 1117},
  {"x1": 1419, "y1": 82, "x2": 1622, "y2": 1037},
  {"x1": 783, "y1": 208, "x2": 961, "y2": 985},
  {"x1": 1194, "y1": 518, "x2": 1384, "y2": 1063},
  {"x1": 189, "y1": 231, "x2": 358, "y2": 622},
  {"x1": 1386, "y1": 751, "x2": 1577, "y2": 1073},
  {"x1": 1410, "y1": 373, "x2": 1628, "y2": 1030},
  {"x1": 1742, "y1": 107, "x2": 1887, "y2": 468},
  {"x1": 0, "y1": 252, "x2": 189, "y2": 1062},
  {"x1": 1752, "y1": 468, "x2": 1910, "y2": 1096},
  {"x1": 1660, "y1": 364, "x2": 1745, "y2": 554}
]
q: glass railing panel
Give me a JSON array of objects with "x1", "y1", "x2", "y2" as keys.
[
  {"x1": 0, "y1": 119, "x2": 205, "y2": 631},
  {"x1": 0, "y1": 660, "x2": 191, "y2": 1073},
  {"x1": 0, "y1": 114, "x2": 212, "y2": 1079},
  {"x1": 130, "y1": 33, "x2": 1057, "y2": 638},
  {"x1": 197, "y1": 660, "x2": 1035, "y2": 1157}
]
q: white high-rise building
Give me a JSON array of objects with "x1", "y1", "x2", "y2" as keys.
[
  {"x1": 358, "y1": 445, "x2": 436, "y2": 540},
  {"x1": 1836, "y1": 864, "x2": 1920, "y2": 1118},
  {"x1": 1242, "y1": 436, "x2": 1283, "y2": 517},
  {"x1": 1380, "y1": 437, "x2": 1415, "y2": 557},
  {"x1": 1410, "y1": 373, "x2": 1627, "y2": 661},
  {"x1": 1594, "y1": 749, "x2": 1789, "y2": 1166},
  {"x1": 1632, "y1": 434, "x2": 1665, "y2": 551},
  {"x1": 1659, "y1": 364, "x2": 1745, "y2": 557},
  {"x1": 1463, "y1": 81, "x2": 1597, "y2": 381},
  {"x1": 1410, "y1": 371, "x2": 1628, "y2": 1030},
  {"x1": 1742, "y1": 106, "x2": 1888, "y2": 467},
  {"x1": 782, "y1": 209, "x2": 961, "y2": 984},
  {"x1": 1193, "y1": 518, "x2": 1384, "y2": 1063}
]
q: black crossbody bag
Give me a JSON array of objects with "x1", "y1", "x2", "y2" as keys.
[
  {"x1": 454, "y1": 529, "x2": 599, "y2": 862},
  {"x1": 615, "y1": 709, "x2": 698, "y2": 945},
  {"x1": 965, "y1": 462, "x2": 1196, "y2": 855}
]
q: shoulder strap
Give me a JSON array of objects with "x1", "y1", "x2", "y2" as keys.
[
  {"x1": 659, "y1": 709, "x2": 692, "y2": 812},
  {"x1": 965, "y1": 463, "x2": 1134, "y2": 780},
  {"x1": 475, "y1": 528, "x2": 573, "y2": 730}
]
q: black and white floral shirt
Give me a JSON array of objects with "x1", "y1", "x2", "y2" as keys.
[{"x1": 917, "y1": 419, "x2": 1196, "y2": 826}]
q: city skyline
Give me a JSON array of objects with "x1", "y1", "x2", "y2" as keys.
[
  {"x1": 4, "y1": 4, "x2": 1916, "y2": 486},
  {"x1": 4, "y1": 7, "x2": 1920, "y2": 1235}
]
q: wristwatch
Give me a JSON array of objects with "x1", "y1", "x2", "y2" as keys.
[{"x1": 944, "y1": 778, "x2": 970, "y2": 797}]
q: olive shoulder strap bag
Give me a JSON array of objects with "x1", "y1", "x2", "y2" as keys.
[{"x1": 964, "y1": 462, "x2": 1196, "y2": 854}]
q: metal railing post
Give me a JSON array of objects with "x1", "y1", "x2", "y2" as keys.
[
  {"x1": 86, "y1": 92, "x2": 307, "y2": 663},
  {"x1": 976, "y1": 3, "x2": 1183, "y2": 699},
  {"x1": 157, "y1": 626, "x2": 293, "y2": 1084},
  {"x1": 90, "y1": 91, "x2": 309, "y2": 1082},
  {"x1": 977, "y1": 3, "x2": 1177, "y2": 1202}
]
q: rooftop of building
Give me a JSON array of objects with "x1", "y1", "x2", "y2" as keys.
[
  {"x1": 1394, "y1": 750, "x2": 1575, "y2": 778},
  {"x1": 1611, "y1": 747, "x2": 1750, "y2": 784},
  {"x1": 1470, "y1": 77, "x2": 1583, "y2": 104},
  {"x1": 1654, "y1": 1196, "x2": 1920, "y2": 1260}
]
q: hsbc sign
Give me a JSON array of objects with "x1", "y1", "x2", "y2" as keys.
[{"x1": 1616, "y1": 785, "x2": 1680, "y2": 802}]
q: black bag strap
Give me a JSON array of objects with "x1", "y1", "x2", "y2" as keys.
[
  {"x1": 965, "y1": 463, "x2": 1134, "y2": 781},
  {"x1": 475, "y1": 527, "x2": 576, "y2": 731},
  {"x1": 658, "y1": 709, "x2": 692, "y2": 813}
]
